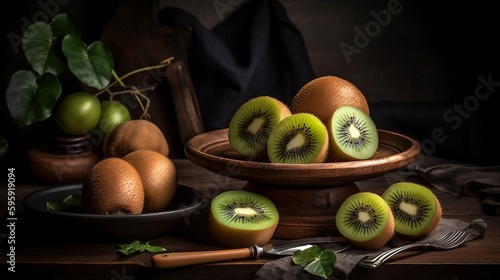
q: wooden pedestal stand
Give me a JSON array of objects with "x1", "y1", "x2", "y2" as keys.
[{"x1": 185, "y1": 128, "x2": 420, "y2": 239}]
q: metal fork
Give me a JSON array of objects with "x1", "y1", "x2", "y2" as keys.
[{"x1": 358, "y1": 229, "x2": 471, "y2": 269}]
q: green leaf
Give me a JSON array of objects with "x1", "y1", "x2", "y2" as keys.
[
  {"x1": 50, "y1": 13, "x2": 80, "y2": 38},
  {"x1": 0, "y1": 136, "x2": 7, "y2": 159},
  {"x1": 303, "y1": 249, "x2": 336, "y2": 279},
  {"x1": 117, "y1": 240, "x2": 166, "y2": 255},
  {"x1": 143, "y1": 241, "x2": 167, "y2": 253},
  {"x1": 292, "y1": 245, "x2": 322, "y2": 267},
  {"x1": 22, "y1": 21, "x2": 65, "y2": 75},
  {"x1": 292, "y1": 245, "x2": 336, "y2": 279},
  {"x1": 62, "y1": 34, "x2": 114, "y2": 90},
  {"x1": 5, "y1": 70, "x2": 62, "y2": 127}
]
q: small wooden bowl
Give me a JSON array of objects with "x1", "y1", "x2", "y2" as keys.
[{"x1": 26, "y1": 133, "x2": 101, "y2": 185}]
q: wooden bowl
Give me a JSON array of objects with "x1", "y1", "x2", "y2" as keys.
[
  {"x1": 184, "y1": 128, "x2": 420, "y2": 188},
  {"x1": 184, "y1": 128, "x2": 420, "y2": 239}
]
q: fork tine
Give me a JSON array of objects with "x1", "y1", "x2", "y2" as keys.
[
  {"x1": 436, "y1": 230, "x2": 470, "y2": 248},
  {"x1": 438, "y1": 229, "x2": 459, "y2": 241},
  {"x1": 359, "y1": 229, "x2": 471, "y2": 269}
]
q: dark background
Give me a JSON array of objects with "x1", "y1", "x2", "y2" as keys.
[{"x1": 1, "y1": 0, "x2": 499, "y2": 179}]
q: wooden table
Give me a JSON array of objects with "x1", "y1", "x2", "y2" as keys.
[{"x1": 1, "y1": 158, "x2": 499, "y2": 279}]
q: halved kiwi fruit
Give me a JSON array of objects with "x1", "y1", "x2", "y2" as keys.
[
  {"x1": 328, "y1": 105, "x2": 378, "y2": 162},
  {"x1": 336, "y1": 192, "x2": 395, "y2": 250},
  {"x1": 267, "y1": 113, "x2": 328, "y2": 164},
  {"x1": 228, "y1": 96, "x2": 291, "y2": 158},
  {"x1": 209, "y1": 190, "x2": 279, "y2": 248},
  {"x1": 382, "y1": 182, "x2": 442, "y2": 239},
  {"x1": 291, "y1": 76, "x2": 370, "y2": 124}
]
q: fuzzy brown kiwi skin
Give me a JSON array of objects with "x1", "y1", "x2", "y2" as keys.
[
  {"x1": 82, "y1": 158, "x2": 144, "y2": 215},
  {"x1": 103, "y1": 119, "x2": 169, "y2": 158},
  {"x1": 291, "y1": 76, "x2": 370, "y2": 124},
  {"x1": 123, "y1": 150, "x2": 177, "y2": 212}
]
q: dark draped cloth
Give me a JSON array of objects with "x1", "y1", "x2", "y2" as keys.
[{"x1": 158, "y1": 0, "x2": 315, "y2": 131}]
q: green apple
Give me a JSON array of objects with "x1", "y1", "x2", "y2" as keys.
[
  {"x1": 98, "y1": 100, "x2": 131, "y2": 134},
  {"x1": 55, "y1": 92, "x2": 101, "y2": 136}
]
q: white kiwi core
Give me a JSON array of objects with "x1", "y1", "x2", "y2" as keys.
[
  {"x1": 235, "y1": 207, "x2": 258, "y2": 217},
  {"x1": 348, "y1": 124, "x2": 361, "y2": 139},
  {"x1": 399, "y1": 201, "x2": 418, "y2": 216},
  {"x1": 247, "y1": 117, "x2": 265, "y2": 134},
  {"x1": 358, "y1": 211, "x2": 371, "y2": 222},
  {"x1": 286, "y1": 133, "x2": 306, "y2": 151}
]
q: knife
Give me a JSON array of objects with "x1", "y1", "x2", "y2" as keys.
[{"x1": 151, "y1": 237, "x2": 351, "y2": 269}]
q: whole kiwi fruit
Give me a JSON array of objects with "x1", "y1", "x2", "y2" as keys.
[
  {"x1": 291, "y1": 76, "x2": 370, "y2": 124},
  {"x1": 228, "y1": 96, "x2": 291, "y2": 159},
  {"x1": 123, "y1": 150, "x2": 177, "y2": 212},
  {"x1": 103, "y1": 119, "x2": 169, "y2": 158},
  {"x1": 267, "y1": 113, "x2": 329, "y2": 164},
  {"x1": 382, "y1": 182, "x2": 442, "y2": 239},
  {"x1": 82, "y1": 157, "x2": 144, "y2": 214},
  {"x1": 328, "y1": 105, "x2": 379, "y2": 162},
  {"x1": 336, "y1": 192, "x2": 395, "y2": 250},
  {"x1": 209, "y1": 190, "x2": 279, "y2": 248}
]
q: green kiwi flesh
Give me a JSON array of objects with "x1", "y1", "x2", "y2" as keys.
[
  {"x1": 382, "y1": 182, "x2": 442, "y2": 239},
  {"x1": 336, "y1": 192, "x2": 394, "y2": 250},
  {"x1": 329, "y1": 105, "x2": 378, "y2": 161},
  {"x1": 228, "y1": 96, "x2": 291, "y2": 157},
  {"x1": 209, "y1": 190, "x2": 279, "y2": 248},
  {"x1": 267, "y1": 113, "x2": 328, "y2": 164}
]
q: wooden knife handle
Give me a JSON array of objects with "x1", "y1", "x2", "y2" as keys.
[{"x1": 152, "y1": 247, "x2": 252, "y2": 269}]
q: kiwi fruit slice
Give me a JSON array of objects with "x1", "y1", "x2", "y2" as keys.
[
  {"x1": 336, "y1": 192, "x2": 395, "y2": 250},
  {"x1": 267, "y1": 113, "x2": 328, "y2": 164},
  {"x1": 209, "y1": 190, "x2": 279, "y2": 248},
  {"x1": 382, "y1": 182, "x2": 442, "y2": 239},
  {"x1": 328, "y1": 105, "x2": 378, "y2": 162},
  {"x1": 82, "y1": 157, "x2": 144, "y2": 215},
  {"x1": 291, "y1": 76, "x2": 370, "y2": 124},
  {"x1": 228, "y1": 96, "x2": 291, "y2": 158}
]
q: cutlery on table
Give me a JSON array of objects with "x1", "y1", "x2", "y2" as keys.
[
  {"x1": 152, "y1": 237, "x2": 351, "y2": 269},
  {"x1": 358, "y1": 229, "x2": 471, "y2": 269}
]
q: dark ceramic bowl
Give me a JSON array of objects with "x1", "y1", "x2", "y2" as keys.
[{"x1": 23, "y1": 184, "x2": 205, "y2": 241}]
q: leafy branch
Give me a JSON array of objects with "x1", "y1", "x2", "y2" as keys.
[{"x1": 1, "y1": 13, "x2": 174, "y2": 158}]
